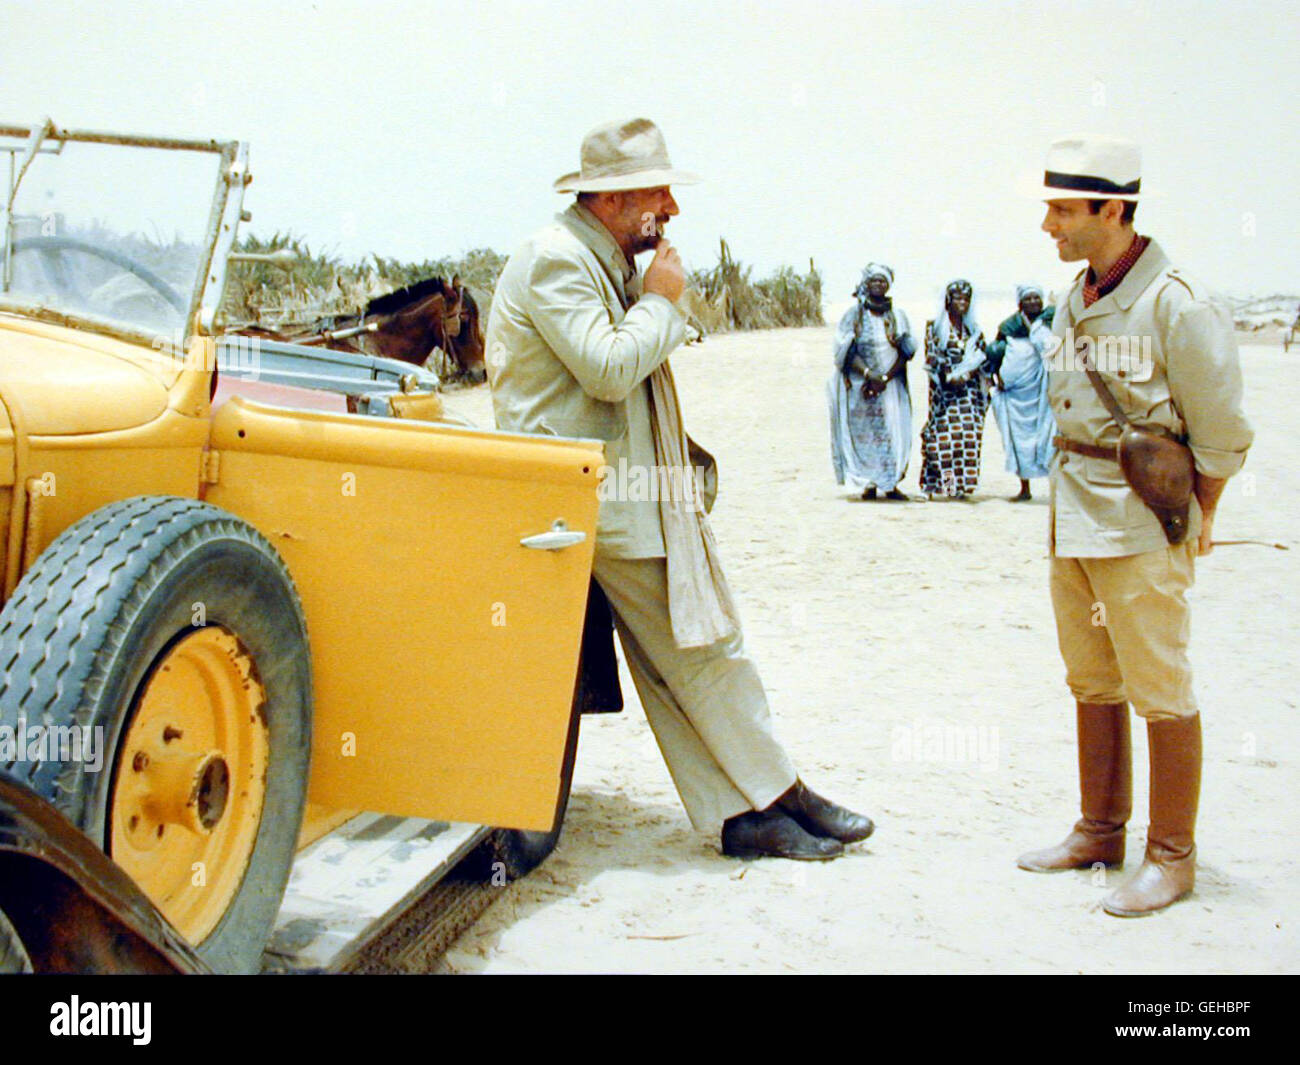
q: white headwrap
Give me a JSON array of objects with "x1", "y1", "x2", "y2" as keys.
[
  {"x1": 1015, "y1": 283, "x2": 1045, "y2": 304},
  {"x1": 855, "y1": 263, "x2": 892, "y2": 298}
]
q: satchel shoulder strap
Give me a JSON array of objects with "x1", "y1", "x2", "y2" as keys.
[
  {"x1": 1057, "y1": 298, "x2": 1130, "y2": 427},
  {"x1": 1080, "y1": 352, "x2": 1132, "y2": 429}
]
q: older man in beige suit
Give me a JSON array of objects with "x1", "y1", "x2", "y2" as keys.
[
  {"x1": 1017, "y1": 136, "x2": 1253, "y2": 915},
  {"x1": 488, "y1": 118, "x2": 873, "y2": 861}
]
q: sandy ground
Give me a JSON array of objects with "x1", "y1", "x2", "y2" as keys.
[{"x1": 436, "y1": 323, "x2": 1298, "y2": 975}]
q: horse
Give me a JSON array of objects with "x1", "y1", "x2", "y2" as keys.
[
  {"x1": 232, "y1": 275, "x2": 487, "y2": 384},
  {"x1": 329, "y1": 276, "x2": 486, "y2": 385}
]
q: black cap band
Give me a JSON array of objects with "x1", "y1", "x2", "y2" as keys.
[{"x1": 1044, "y1": 170, "x2": 1140, "y2": 195}]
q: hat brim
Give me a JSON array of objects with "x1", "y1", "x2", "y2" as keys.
[{"x1": 554, "y1": 167, "x2": 701, "y2": 193}]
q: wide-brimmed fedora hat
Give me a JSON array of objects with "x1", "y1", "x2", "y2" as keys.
[
  {"x1": 1026, "y1": 135, "x2": 1144, "y2": 201},
  {"x1": 554, "y1": 118, "x2": 700, "y2": 194}
]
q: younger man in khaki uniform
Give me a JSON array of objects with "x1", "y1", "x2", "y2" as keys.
[{"x1": 1017, "y1": 137, "x2": 1253, "y2": 915}]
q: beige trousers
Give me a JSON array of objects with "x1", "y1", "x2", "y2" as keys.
[
  {"x1": 1049, "y1": 542, "x2": 1199, "y2": 719},
  {"x1": 592, "y1": 554, "x2": 798, "y2": 831}
]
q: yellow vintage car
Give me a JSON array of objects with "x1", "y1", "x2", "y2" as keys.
[{"x1": 0, "y1": 120, "x2": 602, "y2": 972}]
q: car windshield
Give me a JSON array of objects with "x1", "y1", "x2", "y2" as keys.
[{"x1": 0, "y1": 127, "x2": 228, "y2": 342}]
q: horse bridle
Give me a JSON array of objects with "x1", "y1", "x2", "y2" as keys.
[{"x1": 441, "y1": 285, "x2": 463, "y2": 340}]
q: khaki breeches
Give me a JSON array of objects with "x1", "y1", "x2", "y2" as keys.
[
  {"x1": 1049, "y1": 542, "x2": 1198, "y2": 720},
  {"x1": 592, "y1": 554, "x2": 798, "y2": 832}
]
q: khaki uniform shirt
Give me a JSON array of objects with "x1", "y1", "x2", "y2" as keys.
[
  {"x1": 1048, "y1": 239, "x2": 1254, "y2": 558},
  {"x1": 487, "y1": 203, "x2": 685, "y2": 558}
]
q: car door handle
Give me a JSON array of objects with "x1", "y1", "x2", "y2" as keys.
[{"x1": 520, "y1": 519, "x2": 587, "y2": 551}]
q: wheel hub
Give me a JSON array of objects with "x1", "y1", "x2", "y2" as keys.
[
  {"x1": 109, "y1": 627, "x2": 269, "y2": 943},
  {"x1": 127, "y1": 747, "x2": 230, "y2": 839},
  {"x1": 195, "y1": 754, "x2": 230, "y2": 830}
]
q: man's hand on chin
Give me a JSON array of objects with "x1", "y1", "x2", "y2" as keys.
[{"x1": 645, "y1": 240, "x2": 685, "y2": 303}]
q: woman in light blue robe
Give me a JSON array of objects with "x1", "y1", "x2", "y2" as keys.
[
  {"x1": 986, "y1": 284, "x2": 1057, "y2": 501},
  {"x1": 828, "y1": 263, "x2": 916, "y2": 500}
]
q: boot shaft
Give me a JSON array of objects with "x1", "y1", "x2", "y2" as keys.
[
  {"x1": 1076, "y1": 701, "x2": 1132, "y2": 829},
  {"x1": 1144, "y1": 713, "x2": 1201, "y2": 861}
]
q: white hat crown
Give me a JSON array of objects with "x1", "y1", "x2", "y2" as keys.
[{"x1": 1037, "y1": 135, "x2": 1143, "y2": 201}]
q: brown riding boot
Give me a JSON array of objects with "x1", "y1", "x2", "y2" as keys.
[
  {"x1": 1103, "y1": 713, "x2": 1200, "y2": 917},
  {"x1": 1018, "y1": 702, "x2": 1131, "y2": 872}
]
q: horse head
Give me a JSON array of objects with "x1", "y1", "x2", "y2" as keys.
[
  {"x1": 359, "y1": 276, "x2": 485, "y2": 384},
  {"x1": 448, "y1": 277, "x2": 486, "y2": 384},
  {"x1": 356, "y1": 278, "x2": 444, "y2": 365}
]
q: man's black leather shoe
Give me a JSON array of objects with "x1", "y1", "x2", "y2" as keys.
[
  {"x1": 777, "y1": 780, "x2": 875, "y2": 843},
  {"x1": 721, "y1": 807, "x2": 843, "y2": 861}
]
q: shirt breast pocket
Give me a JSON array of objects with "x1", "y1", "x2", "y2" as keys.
[
  {"x1": 1106, "y1": 377, "x2": 1155, "y2": 421},
  {"x1": 1107, "y1": 375, "x2": 1181, "y2": 436}
]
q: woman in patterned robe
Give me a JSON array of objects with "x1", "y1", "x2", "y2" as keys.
[
  {"x1": 919, "y1": 280, "x2": 988, "y2": 500},
  {"x1": 827, "y1": 263, "x2": 916, "y2": 500}
]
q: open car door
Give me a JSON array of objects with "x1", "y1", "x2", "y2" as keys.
[{"x1": 205, "y1": 398, "x2": 602, "y2": 832}]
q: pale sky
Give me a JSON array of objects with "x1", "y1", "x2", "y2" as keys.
[{"x1": 3, "y1": 0, "x2": 1296, "y2": 311}]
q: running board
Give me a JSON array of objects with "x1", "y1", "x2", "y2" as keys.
[{"x1": 262, "y1": 814, "x2": 492, "y2": 972}]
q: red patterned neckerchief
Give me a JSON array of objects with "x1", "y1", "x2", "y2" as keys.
[{"x1": 1083, "y1": 234, "x2": 1149, "y2": 307}]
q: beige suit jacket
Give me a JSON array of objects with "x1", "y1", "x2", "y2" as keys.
[
  {"x1": 1048, "y1": 239, "x2": 1254, "y2": 557},
  {"x1": 487, "y1": 203, "x2": 686, "y2": 557}
]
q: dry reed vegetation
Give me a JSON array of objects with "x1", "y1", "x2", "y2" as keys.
[
  {"x1": 221, "y1": 232, "x2": 822, "y2": 335},
  {"x1": 221, "y1": 233, "x2": 507, "y2": 328},
  {"x1": 682, "y1": 239, "x2": 824, "y2": 334}
]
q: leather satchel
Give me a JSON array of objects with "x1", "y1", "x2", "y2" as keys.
[{"x1": 1082, "y1": 361, "x2": 1196, "y2": 544}]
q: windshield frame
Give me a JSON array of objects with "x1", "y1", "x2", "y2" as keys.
[{"x1": 0, "y1": 122, "x2": 248, "y2": 350}]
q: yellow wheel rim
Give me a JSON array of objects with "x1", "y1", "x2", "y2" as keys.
[{"x1": 109, "y1": 627, "x2": 269, "y2": 944}]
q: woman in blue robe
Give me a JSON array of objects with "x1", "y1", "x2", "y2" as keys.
[{"x1": 985, "y1": 284, "x2": 1057, "y2": 501}]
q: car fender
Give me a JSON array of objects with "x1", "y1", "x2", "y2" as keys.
[{"x1": 0, "y1": 770, "x2": 208, "y2": 974}]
